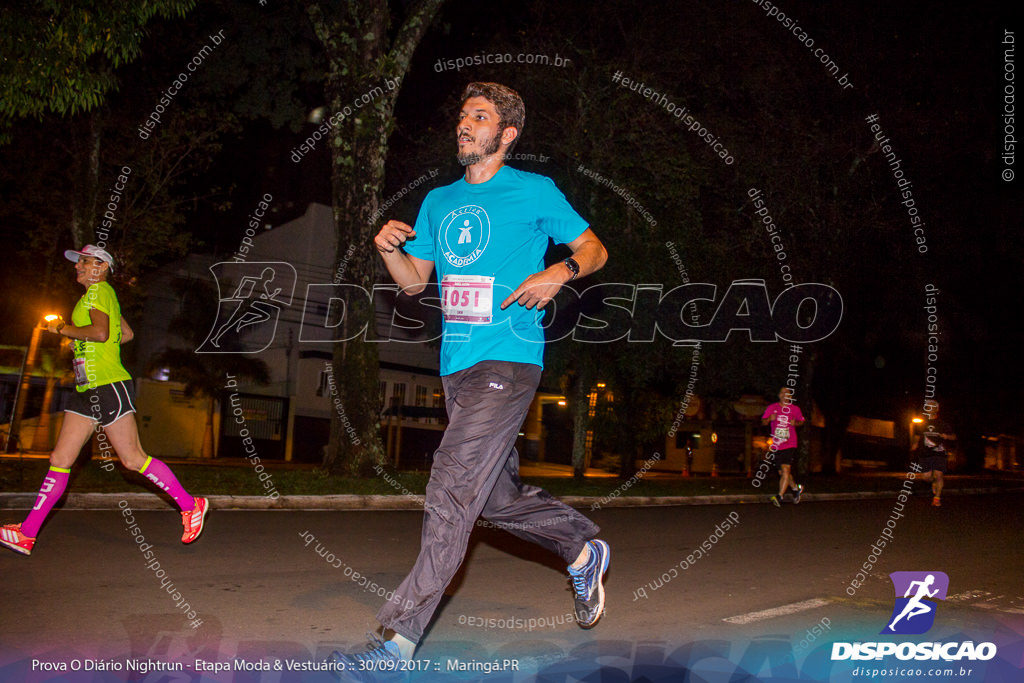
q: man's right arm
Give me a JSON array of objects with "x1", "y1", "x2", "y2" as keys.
[{"x1": 373, "y1": 219, "x2": 435, "y2": 294}]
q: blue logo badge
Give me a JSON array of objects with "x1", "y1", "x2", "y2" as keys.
[
  {"x1": 882, "y1": 571, "x2": 949, "y2": 635},
  {"x1": 439, "y1": 205, "x2": 490, "y2": 267}
]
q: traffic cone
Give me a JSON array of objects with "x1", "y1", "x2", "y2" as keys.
[{"x1": 711, "y1": 463, "x2": 719, "y2": 478}]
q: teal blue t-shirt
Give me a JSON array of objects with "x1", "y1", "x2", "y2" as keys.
[{"x1": 403, "y1": 166, "x2": 588, "y2": 376}]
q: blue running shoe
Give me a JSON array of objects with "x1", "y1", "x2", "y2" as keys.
[
  {"x1": 568, "y1": 539, "x2": 610, "y2": 628},
  {"x1": 328, "y1": 633, "x2": 406, "y2": 682},
  {"x1": 792, "y1": 484, "x2": 804, "y2": 504}
]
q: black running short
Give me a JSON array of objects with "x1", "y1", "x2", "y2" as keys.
[
  {"x1": 919, "y1": 453, "x2": 948, "y2": 473},
  {"x1": 65, "y1": 380, "x2": 137, "y2": 427},
  {"x1": 772, "y1": 448, "x2": 796, "y2": 467}
]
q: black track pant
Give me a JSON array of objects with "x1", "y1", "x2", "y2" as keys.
[{"x1": 376, "y1": 360, "x2": 600, "y2": 642}]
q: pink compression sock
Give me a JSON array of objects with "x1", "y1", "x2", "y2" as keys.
[
  {"x1": 21, "y1": 466, "x2": 71, "y2": 537},
  {"x1": 139, "y1": 457, "x2": 196, "y2": 511}
]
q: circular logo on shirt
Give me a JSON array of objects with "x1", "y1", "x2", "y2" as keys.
[{"x1": 439, "y1": 205, "x2": 491, "y2": 267}]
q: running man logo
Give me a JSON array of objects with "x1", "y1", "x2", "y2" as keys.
[
  {"x1": 882, "y1": 571, "x2": 949, "y2": 635},
  {"x1": 457, "y1": 219, "x2": 473, "y2": 245},
  {"x1": 197, "y1": 262, "x2": 296, "y2": 353}
]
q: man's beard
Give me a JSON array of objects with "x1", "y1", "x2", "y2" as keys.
[{"x1": 457, "y1": 131, "x2": 503, "y2": 166}]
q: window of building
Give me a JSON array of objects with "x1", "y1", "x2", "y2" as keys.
[
  {"x1": 675, "y1": 432, "x2": 701, "y2": 450},
  {"x1": 391, "y1": 382, "x2": 406, "y2": 409}
]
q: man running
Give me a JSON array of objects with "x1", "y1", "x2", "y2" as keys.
[
  {"x1": 208, "y1": 267, "x2": 283, "y2": 348},
  {"x1": 0, "y1": 245, "x2": 208, "y2": 556},
  {"x1": 330, "y1": 83, "x2": 610, "y2": 675},
  {"x1": 913, "y1": 400, "x2": 955, "y2": 507},
  {"x1": 761, "y1": 387, "x2": 806, "y2": 506},
  {"x1": 887, "y1": 574, "x2": 939, "y2": 631}
]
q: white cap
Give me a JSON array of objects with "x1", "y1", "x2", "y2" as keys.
[{"x1": 64, "y1": 244, "x2": 114, "y2": 271}]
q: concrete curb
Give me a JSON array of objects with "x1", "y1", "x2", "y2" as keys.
[{"x1": 0, "y1": 487, "x2": 1018, "y2": 511}]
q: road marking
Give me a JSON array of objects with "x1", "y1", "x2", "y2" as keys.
[
  {"x1": 723, "y1": 598, "x2": 831, "y2": 625},
  {"x1": 948, "y1": 589, "x2": 1024, "y2": 614},
  {"x1": 947, "y1": 590, "x2": 991, "y2": 602}
]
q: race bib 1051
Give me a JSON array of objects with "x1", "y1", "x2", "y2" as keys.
[{"x1": 441, "y1": 274, "x2": 494, "y2": 324}]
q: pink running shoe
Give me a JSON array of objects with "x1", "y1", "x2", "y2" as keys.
[
  {"x1": 0, "y1": 523, "x2": 35, "y2": 555},
  {"x1": 181, "y1": 497, "x2": 209, "y2": 544}
]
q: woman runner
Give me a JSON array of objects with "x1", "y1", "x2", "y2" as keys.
[{"x1": 1, "y1": 245, "x2": 209, "y2": 555}]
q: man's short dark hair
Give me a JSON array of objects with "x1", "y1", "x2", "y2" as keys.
[{"x1": 461, "y1": 82, "x2": 525, "y2": 152}]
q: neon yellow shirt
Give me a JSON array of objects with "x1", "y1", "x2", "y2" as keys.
[{"x1": 71, "y1": 281, "x2": 131, "y2": 391}]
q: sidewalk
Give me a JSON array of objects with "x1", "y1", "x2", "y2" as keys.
[
  {"x1": 2, "y1": 453, "x2": 615, "y2": 477},
  {"x1": 3, "y1": 453, "x2": 1020, "y2": 510},
  {"x1": 1, "y1": 486, "x2": 1019, "y2": 512}
]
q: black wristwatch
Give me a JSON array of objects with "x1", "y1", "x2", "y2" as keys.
[{"x1": 563, "y1": 257, "x2": 580, "y2": 281}]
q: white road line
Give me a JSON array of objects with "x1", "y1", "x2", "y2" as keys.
[
  {"x1": 948, "y1": 590, "x2": 1024, "y2": 614},
  {"x1": 946, "y1": 589, "x2": 1024, "y2": 614},
  {"x1": 723, "y1": 598, "x2": 831, "y2": 625},
  {"x1": 947, "y1": 590, "x2": 991, "y2": 602}
]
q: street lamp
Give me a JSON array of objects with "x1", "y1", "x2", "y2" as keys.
[
  {"x1": 909, "y1": 416, "x2": 923, "y2": 453},
  {"x1": 6, "y1": 314, "x2": 58, "y2": 453}
]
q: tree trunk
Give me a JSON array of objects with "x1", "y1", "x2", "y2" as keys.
[
  {"x1": 570, "y1": 372, "x2": 590, "y2": 480},
  {"x1": 202, "y1": 396, "x2": 216, "y2": 459},
  {"x1": 618, "y1": 386, "x2": 640, "y2": 478},
  {"x1": 308, "y1": 0, "x2": 445, "y2": 475},
  {"x1": 799, "y1": 347, "x2": 818, "y2": 476},
  {"x1": 69, "y1": 111, "x2": 103, "y2": 248}
]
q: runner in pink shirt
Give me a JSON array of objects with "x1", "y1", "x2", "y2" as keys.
[{"x1": 761, "y1": 387, "x2": 806, "y2": 506}]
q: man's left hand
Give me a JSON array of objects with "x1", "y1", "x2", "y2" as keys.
[{"x1": 501, "y1": 265, "x2": 571, "y2": 310}]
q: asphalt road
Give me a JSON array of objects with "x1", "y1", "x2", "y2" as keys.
[{"x1": 1, "y1": 492, "x2": 1021, "y2": 681}]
